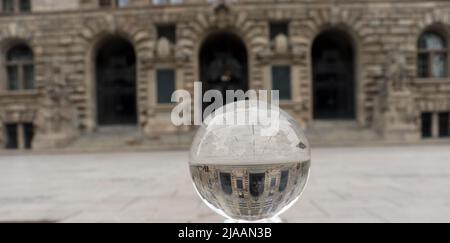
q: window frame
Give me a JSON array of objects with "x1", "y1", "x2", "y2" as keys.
[
  {"x1": 99, "y1": 0, "x2": 130, "y2": 8},
  {"x1": 271, "y1": 64, "x2": 293, "y2": 101},
  {"x1": 269, "y1": 21, "x2": 290, "y2": 41},
  {"x1": 156, "y1": 68, "x2": 176, "y2": 105},
  {"x1": 152, "y1": 0, "x2": 183, "y2": 6},
  {"x1": 0, "y1": 0, "x2": 31, "y2": 14},
  {"x1": 417, "y1": 30, "x2": 449, "y2": 79},
  {"x1": 5, "y1": 44, "x2": 34, "y2": 91},
  {"x1": 156, "y1": 24, "x2": 177, "y2": 44}
]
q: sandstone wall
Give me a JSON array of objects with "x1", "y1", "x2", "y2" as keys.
[{"x1": 0, "y1": 0, "x2": 449, "y2": 147}]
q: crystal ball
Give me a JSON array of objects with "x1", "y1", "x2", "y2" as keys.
[{"x1": 189, "y1": 100, "x2": 311, "y2": 222}]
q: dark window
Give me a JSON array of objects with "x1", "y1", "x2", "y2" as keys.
[
  {"x1": 236, "y1": 179, "x2": 243, "y2": 189},
  {"x1": 153, "y1": 0, "x2": 184, "y2": 5},
  {"x1": 249, "y1": 173, "x2": 265, "y2": 197},
  {"x1": 23, "y1": 64, "x2": 34, "y2": 89},
  {"x1": 270, "y1": 177, "x2": 276, "y2": 188},
  {"x1": 99, "y1": 0, "x2": 111, "y2": 7},
  {"x1": 219, "y1": 173, "x2": 232, "y2": 195},
  {"x1": 2, "y1": 0, "x2": 31, "y2": 13},
  {"x1": 439, "y1": 112, "x2": 450, "y2": 138},
  {"x1": 5, "y1": 44, "x2": 34, "y2": 90},
  {"x1": 2, "y1": 0, "x2": 14, "y2": 13},
  {"x1": 156, "y1": 69, "x2": 175, "y2": 104},
  {"x1": 312, "y1": 30, "x2": 355, "y2": 119},
  {"x1": 279, "y1": 170, "x2": 289, "y2": 192},
  {"x1": 96, "y1": 37, "x2": 137, "y2": 126},
  {"x1": 269, "y1": 22, "x2": 289, "y2": 40},
  {"x1": 418, "y1": 32, "x2": 447, "y2": 78},
  {"x1": 422, "y1": 112, "x2": 433, "y2": 138},
  {"x1": 19, "y1": 0, "x2": 30, "y2": 12},
  {"x1": 5, "y1": 124, "x2": 18, "y2": 149},
  {"x1": 200, "y1": 32, "x2": 248, "y2": 114},
  {"x1": 24, "y1": 123, "x2": 33, "y2": 149},
  {"x1": 157, "y1": 25, "x2": 176, "y2": 44},
  {"x1": 6, "y1": 66, "x2": 18, "y2": 90},
  {"x1": 272, "y1": 65, "x2": 291, "y2": 100}
]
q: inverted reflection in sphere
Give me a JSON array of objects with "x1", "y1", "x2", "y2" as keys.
[{"x1": 189, "y1": 100, "x2": 311, "y2": 222}]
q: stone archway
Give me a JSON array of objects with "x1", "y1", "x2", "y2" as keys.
[
  {"x1": 199, "y1": 31, "x2": 249, "y2": 111},
  {"x1": 95, "y1": 36, "x2": 137, "y2": 125},
  {"x1": 78, "y1": 15, "x2": 153, "y2": 132},
  {"x1": 312, "y1": 29, "x2": 356, "y2": 120}
]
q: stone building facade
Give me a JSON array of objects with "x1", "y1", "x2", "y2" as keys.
[{"x1": 0, "y1": 0, "x2": 449, "y2": 150}]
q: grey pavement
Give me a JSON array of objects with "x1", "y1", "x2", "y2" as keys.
[{"x1": 0, "y1": 145, "x2": 450, "y2": 223}]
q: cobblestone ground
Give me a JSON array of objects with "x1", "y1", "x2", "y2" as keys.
[{"x1": 0, "y1": 145, "x2": 449, "y2": 223}]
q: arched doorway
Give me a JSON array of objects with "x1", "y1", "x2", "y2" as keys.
[
  {"x1": 312, "y1": 29, "x2": 356, "y2": 119},
  {"x1": 95, "y1": 36, "x2": 137, "y2": 126},
  {"x1": 199, "y1": 32, "x2": 248, "y2": 111}
]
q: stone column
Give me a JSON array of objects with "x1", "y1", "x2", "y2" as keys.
[
  {"x1": 17, "y1": 124, "x2": 25, "y2": 150},
  {"x1": 0, "y1": 121, "x2": 4, "y2": 149},
  {"x1": 432, "y1": 112, "x2": 439, "y2": 138}
]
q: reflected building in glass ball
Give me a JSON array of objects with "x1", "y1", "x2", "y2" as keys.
[
  {"x1": 189, "y1": 100, "x2": 311, "y2": 222},
  {"x1": 191, "y1": 161, "x2": 309, "y2": 221}
]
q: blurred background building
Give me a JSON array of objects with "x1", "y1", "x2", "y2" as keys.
[{"x1": 0, "y1": 0, "x2": 449, "y2": 151}]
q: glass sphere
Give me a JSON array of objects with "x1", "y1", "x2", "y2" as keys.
[{"x1": 189, "y1": 100, "x2": 311, "y2": 222}]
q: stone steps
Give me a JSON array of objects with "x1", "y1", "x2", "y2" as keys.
[
  {"x1": 63, "y1": 122, "x2": 382, "y2": 153},
  {"x1": 63, "y1": 126, "x2": 192, "y2": 153},
  {"x1": 305, "y1": 121, "x2": 381, "y2": 146}
]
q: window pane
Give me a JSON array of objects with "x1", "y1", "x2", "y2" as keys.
[
  {"x1": 270, "y1": 22, "x2": 289, "y2": 40},
  {"x1": 272, "y1": 66, "x2": 292, "y2": 100},
  {"x1": 7, "y1": 66, "x2": 19, "y2": 90},
  {"x1": 249, "y1": 173, "x2": 265, "y2": 197},
  {"x1": 236, "y1": 179, "x2": 243, "y2": 190},
  {"x1": 7, "y1": 45, "x2": 33, "y2": 62},
  {"x1": 417, "y1": 53, "x2": 429, "y2": 78},
  {"x1": 157, "y1": 69, "x2": 175, "y2": 104},
  {"x1": 439, "y1": 112, "x2": 450, "y2": 138},
  {"x1": 5, "y1": 124, "x2": 18, "y2": 149},
  {"x1": 279, "y1": 170, "x2": 289, "y2": 192},
  {"x1": 23, "y1": 64, "x2": 34, "y2": 89},
  {"x1": 421, "y1": 112, "x2": 433, "y2": 138},
  {"x1": 19, "y1": 0, "x2": 31, "y2": 12},
  {"x1": 419, "y1": 32, "x2": 446, "y2": 50},
  {"x1": 116, "y1": 0, "x2": 128, "y2": 7},
  {"x1": 432, "y1": 53, "x2": 447, "y2": 78},
  {"x1": 99, "y1": 0, "x2": 112, "y2": 7},
  {"x1": 270, "y1": 177, "x2": 276, "y2": 188},
  {"x1": 24, "y1": 123, "x2": 34, "y2": 149},
  {"x1": 219, "y1": 173, "x2": 232, "y2": 195},
  {"x1": 157, "y1": 25, "x2": 176, "y2": 44},
  {"x1": 2, "y1": 0, "x2": 14, "y2": 13},
  {"x1": 153, "y1": 0, "x2": 166, "y2": 5}
]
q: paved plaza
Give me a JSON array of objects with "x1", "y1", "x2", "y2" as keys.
[{"x1": 0, "y1": 144, "x2": 449, "y2": 223}]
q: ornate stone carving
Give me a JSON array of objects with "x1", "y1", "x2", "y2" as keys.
[
  {"x1": 156, "y1": 37, "x2": 173, "y2": 59},
  {"x1": 206, "y1": 0, "x2": 238, "y2": 29},
  {"x1": 256, "y1": 33, "x2": 305, "y2": 64},
  {"x1": 33, "y1": 64, "x2": 78, "y2": 149},
  {"x1": 273, "y1": 34, "x2": 289, "y2": 55},
  {"x1": 175, "y1": 47, "x2": 191, "y2": 65},
  {"x1": 383, "y1": 50, "x2": 409, "y2": 92},
  {"x1": 374, "y1": 50, "x2": 420, "y2": 141}
]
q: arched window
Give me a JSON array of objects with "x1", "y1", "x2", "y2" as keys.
[
  {"x1": 5, "y1": 44, "x2": 34, "y2": 90},
  {"x1": 418, "y1": 31, "x2": 448, "y2": 78}
]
